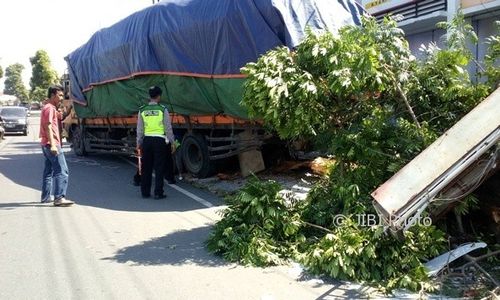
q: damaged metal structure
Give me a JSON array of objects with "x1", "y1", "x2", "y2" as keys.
[{"x1": 371, "y1": 87, "x2": 500, "y2": 234}]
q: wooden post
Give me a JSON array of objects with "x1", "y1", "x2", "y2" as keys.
[{"x1": 238, "y1": 130, "x2": 265, "y2": 177}]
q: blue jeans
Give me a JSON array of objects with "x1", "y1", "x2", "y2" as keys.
[{"x1": 41, "y1": 145, "x2": 69, "y2": 202}]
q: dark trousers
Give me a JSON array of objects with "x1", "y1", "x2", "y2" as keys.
[
  {"x1": 141, "y1": 137, "x2": 168, "y2": 196},
  {"x1": 164, "y1": 144, "x2": 175, "y2": 182}
]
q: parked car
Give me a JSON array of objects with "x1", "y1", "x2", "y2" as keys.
[
  {"x1": 30, "y1": 102, "x2": 41, "y2": 110},
  {"x1": 0, "y1": 106, "x2": 29, "y2": 135}
]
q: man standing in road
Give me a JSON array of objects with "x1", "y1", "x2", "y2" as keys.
[
  {"x1": 136, "y1": 86, "x2": 176, "y2": 199},
  {"x1": 39, "y1": 85, "x2": 74, "y2": 206}
]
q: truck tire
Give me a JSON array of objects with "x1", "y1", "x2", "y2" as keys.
[
  {"x1": 181, "y1": 134, "x2": 214, "y2": 178},
  {"x1": 71, "y1": 126, "x2": 87, "y2": 156}
]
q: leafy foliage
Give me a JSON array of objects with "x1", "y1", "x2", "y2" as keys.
[
  {"x1": 481, "y1": 21, "x2": 500, "y2": 89},
  {"x1": 301, "y1": 221, "x2": 445, "y2": 291},
  {"x1": 408, "y1": 12, "x2": 493, "y2": 131},
  {"x1": 206, "y1": 177, "x2": 304, "y2": 266},
  {"x1": 437, "y1": 12, "x2": 477, "y2": 56},
  {"x1": 29, "y1": 50, "x2": 59, "y2": 100},
  {"x1": 241, "y1": 46, "x2": 326, "y2": 138},
  {"x1": 3, "y1": 63, "x2": 29, "y2": 102},
  {"x1": 30, "y1": 87, "x2": 48, "y2": 104},
  {"x1": 410, "y1": 45, "x2": 489, "y2": 131},
  {"x1": 210, "y1": 14, "x2": 498, "y2": 293},
  {"x1": 241, "y1": 17, "x2": 418, "y2": 139}
]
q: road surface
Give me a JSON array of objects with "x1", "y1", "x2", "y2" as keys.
[{"x1": 0, "y1": 113, "x2": 362, "y2": 299}]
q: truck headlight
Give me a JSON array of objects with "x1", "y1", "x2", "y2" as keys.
[{"x1": 18, "y1": 119, "x2": 26, "y2": 124}]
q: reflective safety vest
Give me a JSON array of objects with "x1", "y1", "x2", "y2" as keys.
[{"x1": 140, "y1": 104, "x2": 165, "y2": 136}]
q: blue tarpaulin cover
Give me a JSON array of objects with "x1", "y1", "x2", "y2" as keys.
[{"x1": 65, "y1": 0, "x2": 363, "y2": 103}]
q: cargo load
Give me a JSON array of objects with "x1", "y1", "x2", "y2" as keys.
[
  {"x1": 63, "y1": 0, "x2": 363, "y2": 177},
  {"x1": 65, "y1": 0, "x2": 362, "y2": 118}
]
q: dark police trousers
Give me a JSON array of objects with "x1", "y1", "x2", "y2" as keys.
[{"x1": 141, "y1": 136, "x2": 168, "y2": 197}]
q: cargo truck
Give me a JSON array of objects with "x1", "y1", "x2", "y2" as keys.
[{"x1": 64, "y1": 0, "x2": 362, "y2": 177}]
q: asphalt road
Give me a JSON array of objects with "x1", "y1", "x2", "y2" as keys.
[{"x1": 0, "y1": 114, "x2": 361, "y2": 300}]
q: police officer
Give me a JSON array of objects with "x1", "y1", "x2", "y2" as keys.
[{"x1": 136, "y1": 86, "x2": 176, "y2": 199}]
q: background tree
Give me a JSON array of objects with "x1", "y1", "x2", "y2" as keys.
[
  {"x1": 3, "y1": 63, "x2": 29, "y2": 102},
  {"x1": 0, "y1": 64, "x2": 3, "y2": 79},
  {"x1": 30, "y1": 87, "x2": 48, "y2": 104},
  {"x1": 29, "y1": 50, "x2": 58, "y2": 101}
]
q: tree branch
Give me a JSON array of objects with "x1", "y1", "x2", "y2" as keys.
[
  {"x1": 395, "y1": 82, "x2": 421, "y2": 130},
  {"x1": 382, "y1": 64, "x2": 422, "y2": 131},
  {"x1": 302, "y1": 221, "x2": 334, "y2": 233}
]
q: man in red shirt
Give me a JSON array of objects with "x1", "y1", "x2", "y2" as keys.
[{"x1": 40, "y1": 85, "x2": 74, "y2": 206}]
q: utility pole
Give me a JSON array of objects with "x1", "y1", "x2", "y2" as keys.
[{"x1": 447, "y1": 0, "x2": 459, "y2": 22}]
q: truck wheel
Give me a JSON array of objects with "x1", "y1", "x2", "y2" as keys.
[
  {"x1": 71, "y1": 126, "x2": 87, "y2": 156},
  {"x1": 181, "y1": 134, "x2": 214, "y2": 178}
]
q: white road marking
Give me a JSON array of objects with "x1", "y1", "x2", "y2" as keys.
[
  {"x1": 120, "y1": 157, "x2": 213, "y2": 208},
  {"x1": 168, "y1": 183, "x2": 213, "y2": 208}
]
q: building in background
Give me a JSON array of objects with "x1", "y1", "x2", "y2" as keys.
[
  {"x1": 362, "y1": 0, "x2": 500, "y2": 75},
  {"x1": 0, "y1": 94, "x2": 19, "y2": 106}
]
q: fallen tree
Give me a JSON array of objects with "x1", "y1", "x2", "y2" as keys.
[{"x1": 206, "y1": 15, "x2": 499, "y2": 293}]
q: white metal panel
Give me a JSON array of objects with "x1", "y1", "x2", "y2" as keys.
[
  {"x1": 424, "y1": 242, "x2": 487, "y2": 277},
  {"x1": 372, "y1": 87, "x2": 500, "y2": 217}
]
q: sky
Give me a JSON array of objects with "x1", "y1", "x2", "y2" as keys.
[{"x1": 0, "y1": 0, "x2": 153, "y2": 92}]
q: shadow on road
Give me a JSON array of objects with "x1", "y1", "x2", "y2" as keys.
[
  {"x1": 103, "y1": 225, "x2": 228, "y2": 267},
  {"x1": 0, "y1": 143, "x2": 222, "y2": 212},
  {"x1": 313, "y1": 282, "x2": 377, "y2": 299},
  {"x1": 0, "y1": 153, "x2": 42, "y2": 191}
]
